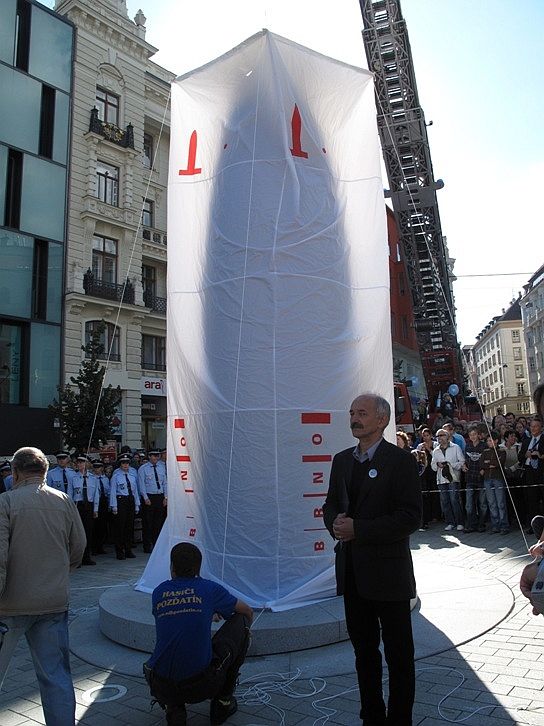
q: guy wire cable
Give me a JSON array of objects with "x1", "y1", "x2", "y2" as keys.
[{"x1": 82, "y1": 90, "x2": 172, "y2": 460}]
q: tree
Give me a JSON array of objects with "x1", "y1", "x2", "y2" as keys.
[{"x1": 50, "y1": 322, "x2": 122, "y2": 451}]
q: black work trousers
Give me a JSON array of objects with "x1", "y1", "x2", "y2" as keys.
[
  {"x1": 77, "y1": 500, "x2": 94, "y2": 563},
  {"x1": 144, "y1": 613, "x2": 250, "y2": 708},
  {"x1": 141, "y1": 493, "x2": 166, "y2": 548},
  {"x1": 344, "y1": 558, "x2": 414, "y2": 726},
  {"x1": 93, "y1": 496, "x2": 110, "y2": 552},
  {"x1": 113, "y1": 495, "x2": 135, "y2": 554}
]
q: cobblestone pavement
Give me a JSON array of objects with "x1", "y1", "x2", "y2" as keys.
[{"x1": 1, "y1": 524, "x2": 544, "y2": 725}]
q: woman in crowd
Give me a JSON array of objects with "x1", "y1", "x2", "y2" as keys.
[
  {"x1": 396, "y1": 431, "x2": 410, "y2": 449},
  {"x1": 417, "y1": 428, "x2": 441, "y2": 524}
]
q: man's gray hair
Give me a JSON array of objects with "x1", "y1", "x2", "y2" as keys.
[
  {"x1": 354, "y1": 393, "x2": 391, "y2": 422},
  {"x1": 11, "y1": 447, "x2": 49, "y2": 476}
]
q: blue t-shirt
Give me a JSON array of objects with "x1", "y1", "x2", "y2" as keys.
[{"x1": 148, "y1": 576, "x2": 237, "y2": 681}]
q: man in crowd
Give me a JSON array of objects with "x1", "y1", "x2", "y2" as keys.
[
  {"x1": 46, "y1": 451, "x2": 75, "y2": 493},
  {"x1": 144, "y1": 543, "x2": 253, "y2": 726},
  {"x1": 442, "y1": 421, "x2": 466, "y2": 454},
  {"x1": 519, "y1": 415, "x2": 544, "y2": 530},
  {"x1": 0, "y1": 447, "x2": 86, "y2": 725},
  {"x1": 431, "y1": 428, "x2": 465, "y2": 531},
  {"x1": 138, "y1": 448, "x2": 167, "y2": 553},
  {"x1": 0, "y1": 461, "x2": 11, "y2": 492},
  {"x1": 463, "y1": 426, "x2": 487, "y2": 532},
  {"x1": 324, "y1": 393, "x2": 422, "y2": 726}
]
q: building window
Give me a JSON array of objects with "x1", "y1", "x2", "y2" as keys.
[
  {"x1": 0, "y1": 320, "x2": 24, "y2": 404},
  {"x1": 142, "y1": 265, "x2": 156, "y2": 297},
  {"x1": 497, "y1": 350, "x2": 501, "y2": 364},
  {"x1": 32, "y1": 239, "x2": 48, "y2": 320},
  {"x1": 529, "y1": 357, "x2": 535, "y2": 371},
  {"x1": 513, "y1": 347, "x2": 522, "y2": 361},
  {"x1": 492, "y1": 354, "x2": 496, "y2": 366},
  {"x1": 92, "y1": 235, "x2": 117, "y2": 283},
  {"x1": 517, "y1": 382, "x2": 525, "y2": 396},
  {"x1": 96, "y1": 161, "x2": 119, "y2": 206},
  {"x1": 14, "y1": 0, "x2": 31, "y2": 71},
  {"x1": 493, "y1": 370, "x2": 497, "y2": 383},
  {"x1": 85, "y1": 321, "x2": 120, "y2": 362},
  {"x1": 96, "y1": 88, "x2": 119, "y2": 126},
  {"x1": 142, "y1": 199, "x2": 153, "y2": 228},
  {"x1": 401, "y1": 315, "x2": 408, "y2": 340},
  {"x1": 142, "y1": 334, "x2": 166, "y2": 371},
  {"x1": 4, "y1": 149, "x2": 23, "y2": 229},
  {"x1": 143, "y1": 133, "x2": 153, "y2": 168},
  {"x1": 515, "y1": 364, "x2": 524, "y2": 378},
  {"x1": 512, "y1": 329, "x2": 520, "y2": 343},
  {"x1": 39, "y1": 85, "x2": 55, "y2": 159}
]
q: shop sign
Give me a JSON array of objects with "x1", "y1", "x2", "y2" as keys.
[{"x1": 141, "y1": 377, "x2": 167, "y2": 396}]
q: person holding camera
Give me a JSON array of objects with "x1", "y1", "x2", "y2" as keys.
[{"x1": 431, "y1": 428, "x2": 465, "y2": 531}]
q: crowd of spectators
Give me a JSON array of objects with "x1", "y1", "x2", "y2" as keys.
[{"x1": 396, "y1": 383, "x2": 544, "y2": 537}]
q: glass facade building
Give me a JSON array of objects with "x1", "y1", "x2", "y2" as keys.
[{"x1": 0, "y1": 0, "x2": 73, "y2": 453}]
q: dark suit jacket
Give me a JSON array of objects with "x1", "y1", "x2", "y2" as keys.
[
  {"x1": 518, "y1": 434, "x2": 544, "y2": 480},
  {"x1": 323, "y1": 439, "x2": 422, "y2": 601}
]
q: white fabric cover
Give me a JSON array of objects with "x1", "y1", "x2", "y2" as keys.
[{"x1": 136, "y1": 30, "x2": 392, "y2": 610}]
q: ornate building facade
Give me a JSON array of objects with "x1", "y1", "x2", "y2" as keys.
[{"x1": 55, "y1": 0, "x2": 173, "y2": 448}]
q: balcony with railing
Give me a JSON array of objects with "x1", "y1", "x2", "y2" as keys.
[
  {"x1": 89, "y1": 108, "x2": 135, "y2": 149},
  {"x1": 83, "y1": 269, "x2": 135, "y2": 304},
  {"x1": 143, "y1": 288, "x2": 167, "y2": 314},
  {"x1": 142, "y1": 227, "x2": 167, "y2": 246},
  {"x1": 141, "y1": 358, "x2": 166, "y2": 372}
]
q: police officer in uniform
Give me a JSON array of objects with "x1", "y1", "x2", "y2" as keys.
[
  {"x1": 138, "y1": 449, "x2": 167, "y2": 553},
  {"x1": 68, "y1": 454, "x2": 100, "y2": 566},
  {"x1": 110, "y1": 453, "x2": 139, "y2": 560},
  {"x1": 92, "y1": 459, "x2": 110, "y2": 555},
  {"x1": 46, "y1": 451, "x2": 75, "y2": 493},
  {"x1": 0, "y1": 461, "x2": 12, "y2": 493}
]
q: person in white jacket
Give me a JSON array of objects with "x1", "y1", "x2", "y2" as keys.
[{"x1": 431, "y1": 428, "x2": 466, "y2": 531}]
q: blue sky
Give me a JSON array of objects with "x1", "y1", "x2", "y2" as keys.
[{"x1": 46, "y1": 0, "x2": 543, "y2": 345}]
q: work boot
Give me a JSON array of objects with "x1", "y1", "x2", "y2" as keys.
[{"x1": 210, "y1": 696, "x2": 237, "y2": 724}]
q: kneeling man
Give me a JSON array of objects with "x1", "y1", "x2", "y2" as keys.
[{"x1": 145, "y1": 543, "x2": 253, "y2": 725}]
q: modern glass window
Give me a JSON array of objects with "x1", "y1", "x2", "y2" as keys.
[
  {"x1": 85, "y1": 321, "x2": 120, "y2": 362},
  {"x1": 38, "y1": 85, "x2": 55, "y2": 159},
  {"x1": 96, "y1": 88, "x2": 119, "y2": 125},
  {"x1": 92, "y1": 235, "x2": 117, "y2": 283},
  {"x1": 46, "y1": 241, "x2": 62, "y2": 324},
  {"x1": 4, "y1": 149, "x2": 22, "y2": 229},
  {"x1": 29, "y1": 322, "x2": 60, "y2": 408},
  {"x1": 143, "y1": 133, "x2": 153, "y2": 168},
  {"x1": 31, "y1": 238, "x2": 48, "y2": 320},
  {"x1": 0, "y1": 0, "x2": 17, "y2": 65},
  {"x1": 0, "y1": 320, "x2": 23, "y2": 404},
  {"x1": 142, "y1": 334, "x2": 166, "y2": 371},
  {"x1": 142, "y1": 198, "x2": 153, "y2": 227},
  {"x1": 0, "y1": 230, "x2": 34, "y2": 318},
  {"x1": 0, "y1": 65, "x2": 41, "y2": 155},
  {"x1": 0, "y1": 145, "x2": 6, "y2": 222},
  {"x1": 15, "y1": 0, "x2": 30, "y2": 72},
  {"x1": 52, "y1": 90, "x2": 69, "y2": 165},
  {"x1": 28, "y1": 5, "x2": 73, "y2": 92},
  {"x1": 96, "y1": 161, "x2": 119, "y2": 206},
  {"x1": 20, "y1": 154, "x2": 66, "y2": 241}
]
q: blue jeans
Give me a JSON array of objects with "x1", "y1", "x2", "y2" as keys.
[
  {"x1": 484, "y1": 478, "x2": 509, "y2": 531},
  {"x1": 465, "y1": 482, "x2": 488, "y2": 529},
  {"x1": 0, "y1": 611, "x2": 75, "y2": 726},
  {"x1": 438, "y1": 481, "x2": 464, "y2": 526}
]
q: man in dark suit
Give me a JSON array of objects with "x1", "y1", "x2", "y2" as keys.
[
  {"x1": 518, "y1": 415, "x2": 544, "y2": 528},
  {"x1": 323, "y1": 393, "x2": 422, "y2": 726}
]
